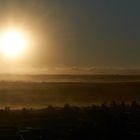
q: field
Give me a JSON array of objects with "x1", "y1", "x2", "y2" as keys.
[{"x1": 0, "y1": 80, "x2": 139, "y2": 108}]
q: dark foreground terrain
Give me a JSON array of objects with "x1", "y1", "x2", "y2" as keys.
[
  {"x1": 0, "y1": 76, "x2": 139, "y2": 139},
  {"x1": 0, "y1": 103, "x2": 140, "y2": 140}
]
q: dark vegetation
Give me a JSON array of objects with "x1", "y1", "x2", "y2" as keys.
[{"x1": 0, "y1": 102, "x2": 140, "y2": 140}]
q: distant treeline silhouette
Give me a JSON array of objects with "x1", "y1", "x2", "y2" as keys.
[{"x1": 0, "y1": 101, "x2": 140, "y2": 140}]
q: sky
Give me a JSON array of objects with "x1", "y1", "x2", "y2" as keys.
[{"x1": 0, "y1": 0, "x2": 139, "y2": 74}]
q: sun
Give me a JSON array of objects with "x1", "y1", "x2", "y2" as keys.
[{"x1": 0, "y1": 30, "x2": 28, "y2": 58}]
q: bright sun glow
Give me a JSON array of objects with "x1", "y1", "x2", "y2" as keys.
[{"x1": 0, "y1": 30, "x2": 28, "y2": 58}]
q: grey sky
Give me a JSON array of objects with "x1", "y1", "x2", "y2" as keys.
[{"x1": 0, "y1": 0, "x2": 139, "y2": 74}]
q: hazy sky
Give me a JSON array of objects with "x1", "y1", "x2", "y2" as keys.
[{"x1": 0, "y1": 0, "x2": 140, "y2": 74}]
